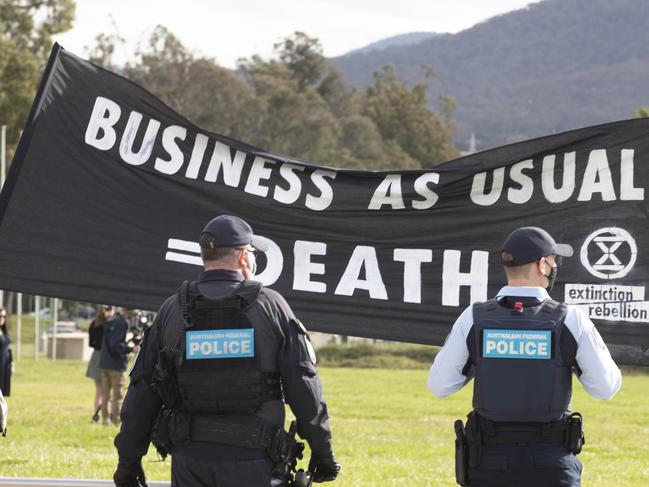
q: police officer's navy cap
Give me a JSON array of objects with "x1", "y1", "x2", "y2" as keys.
[
  {"x1": 200, "y1": 215, "x2": 267, "y2": 251},
  {"x1": 501, "y1": 227, "x2": 573, "y2": 266}
]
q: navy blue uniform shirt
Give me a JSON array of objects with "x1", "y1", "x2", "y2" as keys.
[{"x1": 115, "y1": 269, "x2": 333, "y2": 462}]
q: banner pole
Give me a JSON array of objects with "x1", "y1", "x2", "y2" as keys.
[
  {"x1": 1, "y1": 124, "x2": 5, "y2": 186},
  {"x1": 16, "y1": 293, "x2": 22, "y2": 360},
  {"x1": 0, "y1": 125, "x2": 5, "y2": 309},
  {"x1": 34, "y1": 296, "x2": 40, "y2": 360},
  {"x1": 52, "y1": 298, "x2": 58, "y2": 360}
]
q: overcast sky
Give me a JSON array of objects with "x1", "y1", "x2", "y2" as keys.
[{"x1": 54, "y1": 0, "x2": 538, "y2": 68}]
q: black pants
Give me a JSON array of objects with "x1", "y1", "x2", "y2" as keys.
[
  {"x1": 467, "y1": 443, "x2": 582, "y2": 487},
  {"x1": 171, "y1": 453, "x2": 273, "y2": 487}
]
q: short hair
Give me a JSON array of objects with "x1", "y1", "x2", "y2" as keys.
[
  {"x1": 501, "y1": 251, "x2": 515, "y2": 266},
  {"x1": 200, "y1": 234, "x2": 241, "y2": 263},
  {"x1": 501, "y1": 251, "x2": 536, "y2": 279},
  {"x1": 201, "y1": 246, "x2": 240, "y2": 263}
]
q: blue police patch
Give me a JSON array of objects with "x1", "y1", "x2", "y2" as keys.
[
  {"x1": 186, "y1": 328, "x2": 254, "y2": 360},
  {"x1": 483, "y1": 329, "x2": 551, "y2": 360}
]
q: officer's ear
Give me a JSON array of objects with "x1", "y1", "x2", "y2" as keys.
[
  {"x1": 538, "y1": 256, "x2": 552, "y2": 275},
  {"x1": 235, "y1": 248, "x2": 247, "y2": 268}
]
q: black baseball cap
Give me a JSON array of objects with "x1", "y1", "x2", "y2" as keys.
[
  {"x1": 501, "y1": 227, "x2": 573, "y2": 266},
  {"x1": 200, "y1": 215, "x2": 267, "y2": 251}
]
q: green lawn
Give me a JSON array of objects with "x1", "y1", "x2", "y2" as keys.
[{"x1": 0, "y1": 358, "x2": 647, "y2": 486}]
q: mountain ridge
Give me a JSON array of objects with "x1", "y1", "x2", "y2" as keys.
[
  {"x1": 332, "y1": 0, "x2": 649, "y2": 150},
  {"x1": 346, "y1": 32, "x2": 441, "y2": 56}
]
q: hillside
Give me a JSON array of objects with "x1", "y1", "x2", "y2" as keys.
[
  {"x1": 347, "y1": 32, "x2": 440, "y2": 55},
  {"x1": 332, "y1": 0, "x2": 649, "y2": 151}
]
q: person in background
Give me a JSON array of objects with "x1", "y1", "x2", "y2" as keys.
[
  {"x1": 99, "y1": 307, "x2": 138, "y2": 425},
  {"x1": 87, "y1": 305, "x2": 113, "y2": 421},
  {"x1": 0, "y1": 308, "x2": 12, "y2": 397},
  {"x1": 0, "y1": 386, "x2": 7, "y2": 437}
]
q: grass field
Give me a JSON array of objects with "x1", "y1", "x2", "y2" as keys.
[{"x1": 0, "y1": 356, "x2": 647, "y2": 486}]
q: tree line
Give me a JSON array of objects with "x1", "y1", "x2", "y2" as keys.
[
  {"x1": 1, "y1": 1, "x2": 458, "y2": 171},
  {"x1": 0, "y1": 0, "x2": 75, "y2": 160}
]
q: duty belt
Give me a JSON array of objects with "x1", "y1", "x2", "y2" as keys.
[
  {"x1": 189, "y1": 413, "x2": 290, "y2": 461},
  {"x1": 461, "y1": 411, "x2": 584, "y2": 472},
  {"x1": 478, "y1": 416, "x2": 568, "y2": 445}
]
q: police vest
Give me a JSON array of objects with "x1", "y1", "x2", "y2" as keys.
[
  {"x1": 471, "y1": 298, "x2": 573, "y2": 423},
  {"x1": 174, "y1": 280, "x2": 282, "y2": 414}
]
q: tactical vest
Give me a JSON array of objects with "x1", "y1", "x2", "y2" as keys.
[
  {"x1": 175, "y1": 280, "x2": 282, "y2": 414},
  {"x1": 471, "y1": 298, "x2": 572, "y2": 423}
]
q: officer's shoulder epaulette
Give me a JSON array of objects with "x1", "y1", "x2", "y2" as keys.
[
  {"x1": 473, "y1": 298, "x2": 500, "y2": 313},
  {"x1": 540, "y1": 298, "x2": 568, "y2": 315},
  {"x1": 235, "y1": 280, "x2": 263, "y2": 306}
]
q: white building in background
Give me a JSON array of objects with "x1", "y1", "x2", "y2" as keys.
[{"x1": 460, "y1": 132, "x2": 478, "y2": 156}]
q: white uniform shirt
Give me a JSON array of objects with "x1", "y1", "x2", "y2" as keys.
[{"x1": 427, "y1": 286, "x2": 622, "y2": 400}]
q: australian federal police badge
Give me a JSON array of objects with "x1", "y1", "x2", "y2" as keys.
[
  {"x1": 482, "y1": 329, "x2": 552, "y2": 360},
  {"x1": 186, "y1": 329, "x2": 255, "y2": 359}
]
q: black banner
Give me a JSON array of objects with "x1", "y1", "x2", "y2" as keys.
[{"x1": 1, "y1": 44, "x2": 648, "y2": 351}]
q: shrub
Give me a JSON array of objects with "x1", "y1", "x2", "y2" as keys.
[{"x1": 316, "y1": 342, "x2": 440, "y2": 369}]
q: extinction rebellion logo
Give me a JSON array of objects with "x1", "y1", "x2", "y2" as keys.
[
  {"x1": 567, "y1": 227, "x2": 648, "y2": 323},
  {"x1": 580, "y1": 227, "x2": 637, "y2": 280}
]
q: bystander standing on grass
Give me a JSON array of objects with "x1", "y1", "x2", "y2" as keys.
[
  {"x1": 0, "y1": 308, "x2": 13, "y2": 398},
  {"x1": 86, "y1": 305, "x2": 111, "y2": 422}
]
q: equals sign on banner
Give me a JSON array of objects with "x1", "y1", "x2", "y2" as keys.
[{"x1": 165, "y1": 238, "x2": 202, "y2": 266}]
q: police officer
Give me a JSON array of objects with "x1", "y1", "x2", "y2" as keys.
[
  {"x1": 428, "y1": 227, "x2": 621, "y2": 487},
  {"x1": 113, "y1": 215, "x2": 340, "y2": 486}
]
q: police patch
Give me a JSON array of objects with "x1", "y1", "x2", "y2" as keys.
[
  {"x1": 186, "y1": 328, "x2": 254, "y2": 359},
  {"x1": 482, "y1": 329, "x2": 551, "y2": 360}
]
